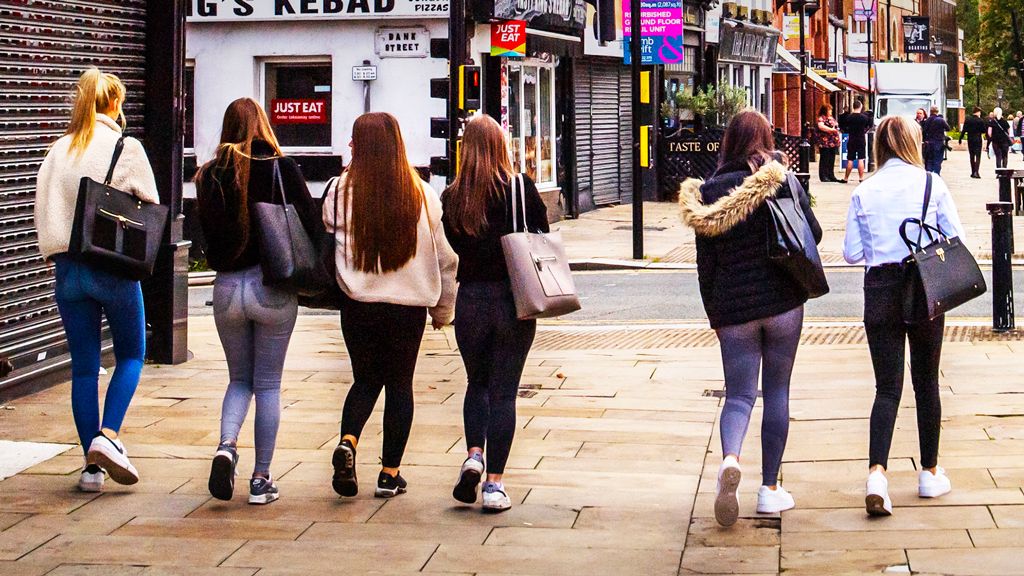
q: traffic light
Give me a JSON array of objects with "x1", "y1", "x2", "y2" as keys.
[
  {"x1": 429, "y1": 74, "x2": 450, "y2": 177},
  {"x1": 458, "y1": 65, "x2": 481, "y2": 113}
]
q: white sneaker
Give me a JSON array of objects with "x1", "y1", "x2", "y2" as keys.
[
  {"x1": 865, "y1": 469, "x2": 893, "y2": 516},
  {"x1": 86, "y1": 432, "x2": 139, "y2": 485},
  {"x1": 78, "y1": 464, "x2": 104, "y2": 493},
  {"x1": 756, "y1": 484, "x2": 795, "y2": 514},
  {"x1": 918, "y1": 467, "x2": 952, "y2": 498},
  {"x1": 714, "y1": 456, "x2": 742, "y2": 527},
  {"x1": 481, "y1": 482, "x2": 512, "y2": 513}
]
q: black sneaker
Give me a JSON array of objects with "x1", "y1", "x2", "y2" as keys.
[
  {"x1": 375, "y1": 471, "x2": 408, "y2": 498},
  {"x1": 248, "y1": 475, "x2": 279, "y2": 505},
  {"x1": 452, "y1": 456, "x2": 484, "y2": 504},
  {"x1": 208, "y1": 445, "x2": 239, "y2": 501},
  {"x1": 331, "y1": 439, "x2": 358, "y2": 497}
]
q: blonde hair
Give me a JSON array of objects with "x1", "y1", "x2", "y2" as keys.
[
  {"x1": 874, "y1": 115, "x2": 924, "y2": 169},
  {"x1": 66, "y1": 68, "x2": 126, "y2": 156}
]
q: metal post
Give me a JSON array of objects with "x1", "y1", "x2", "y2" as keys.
[
  {"x1": 447, "y1": 0, "x2": 466, "y2": 185},
  {"x1": 362, "y1": 59, "x2": 371, "y2": 113},
  {"x1": 797, "y1": 2, "x2": 811, "y2": 192},
  {"x1": 867, "y1": 17, "x2": 874, "y2": 111},
  {"x1": 998, "y1": 168, "x2": 1013, "y2": 203},
  {"x1": 988, "y1": 200, "x2": 1015, "y2": 332},
  {"x1": 631, "y1": 0, "x2": 643, "y2": 260}
]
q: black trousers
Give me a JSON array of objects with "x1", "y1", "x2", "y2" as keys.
[
  {"x1": 968, "y1": 139, "x2": 982, "y2": 176},
  {"x1": 818, "y1": 147, "x2": 838, "y2": 182},
  {"x1": 993, "y1": 141, "x2": 1010, "y2": 169},
  {"x1": 339, "y1": 297, "x2": 426, "y2": 469},
  {"x1": 863, "y1": 267, "x2": 944, "y2": 470}
]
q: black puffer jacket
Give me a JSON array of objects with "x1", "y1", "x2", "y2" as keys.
[{"x1": 678, "y1": 160, "x2": 822, "y2": 329}]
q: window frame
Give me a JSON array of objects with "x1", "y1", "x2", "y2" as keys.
[
  {"x1": 506, "y1": 58, "x2": 558, "y2": 189},
  {"x1": 257, "y1": 56, "x2": 334, "y2": 155}
]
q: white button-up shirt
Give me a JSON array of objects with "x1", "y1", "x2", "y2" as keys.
[{"x1": 843, "y1": 159, "x2": 967, "y2": 267}]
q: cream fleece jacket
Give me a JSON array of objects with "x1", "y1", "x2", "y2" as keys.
[
  {"x1": 34, "y1": 115, "x2": 160, "y2": 260},
  {"x1": 323, "y1": 175, "x2": 459, "y2": 324}
]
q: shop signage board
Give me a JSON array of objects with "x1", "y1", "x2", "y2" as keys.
[
  {"x1": 853, "y1": 0, "x2": 877, "y2": 22},
  {"x1": 902, "y1": 16, "x2": 930, "y2": 53},
  {"x1": 622, "y1": 0, "x2": 685, "y2": 65},
  {"x1": 186, "y1": 0, "x2": 449, "y2": 21},
  {"x1": 491, "y1": 20, "x2": 527, "y2": 57},
  {"x1": 719, "y1": 22, "x2": 777, "y2": 65},
  {"x1": 493, "y1": 0, "x2": 586, "y2": 35},
  {"x1": 782, "y1": 14, "x2": 808, "y2": 40},
  {"x1": 270, "y1": 99, "x2": 328, "y2": 124},
  {"x1": 375, "y1": 27, "x2": 429, "y2": 57}
]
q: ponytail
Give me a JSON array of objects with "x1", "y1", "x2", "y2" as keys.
[{"x1": 66, "y1": 67, "x2": 127, "y2": 156}]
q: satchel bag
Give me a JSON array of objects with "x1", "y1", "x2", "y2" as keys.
[
  {"x1": 900, "y1": 172, "x2": 986, "y2": 322},
  {"x1": 765, "y1": 173, "x2": 830, "y2": 299},
  {"x1": 297, "y1": 177, "x2": 345, "y2": 310},
  {"x1": 500, "y1": 174, "x2": 581, "y2": 320},
  {"x1": 69, "y1": 136, "x2": 170, "y2": 281}
]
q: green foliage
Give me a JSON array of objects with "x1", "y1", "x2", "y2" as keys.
[
  {"x1": 976, "y1": 0, "x2": 1024, "y2": 111},
  {"x1": 958, "y1": 0, "x2": 980, "y2": 56},
  {"x1": 189, "y1": 257, "x2": 209, "y2": 273},
  {"x1": 662, "y1": 84, "x2": 752, "y2": 127}
]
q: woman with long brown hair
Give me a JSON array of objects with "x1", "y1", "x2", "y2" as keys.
[
  {"x1": 326, "y1": 112, "x2": 458, "y2": 499},
  {"x1": 442, "y1": 115, "x2": 549, "y2": 513},
  {"x1": 194, "y1": 97, "x2": 321, "y2": 505},
  {"x1": 678, "y1": 109, "x2": 822, "y2": 527}
]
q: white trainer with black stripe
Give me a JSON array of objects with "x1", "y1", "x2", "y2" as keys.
[{"x1": 86, "y1": 432, "x2": 139, "y2": 485}]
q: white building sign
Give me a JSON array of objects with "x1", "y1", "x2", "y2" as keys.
[
  {"x1": 186, "y1": 0, "x2": 449, "y2": 21},
  {"x1": 375, "y1": 27, "x2": 430, "y2": 58}
]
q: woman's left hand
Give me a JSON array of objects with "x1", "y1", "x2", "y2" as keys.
[{"x1": 431, "y1": 319, "x2": 446, "y2": 331}]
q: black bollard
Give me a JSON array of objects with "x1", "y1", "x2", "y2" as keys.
[
  {"x1": 997, "y1": 168, "x2": 1014, "y2": 203},
  {"x1": 987, "y1": 201, "x2": 1015, "y2": 332},
  {"x1": 798, "y1": 138, "x2": 811, "y2": 193}
]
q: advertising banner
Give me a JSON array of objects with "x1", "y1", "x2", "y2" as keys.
[
  {"x1": 853, "y1": 0, "x2": 877, "y2": 22},
  {"x1": 622, "y1": 0, "x2": 685, "y2": 65},
  {"x1": 491, "y1": 20, "x2": 527, "y2": 57},
  {"x1": 782, "y1": 14, "x2": 808, "y2": 40},
  {"x1": 902, "y1": 16, "x2": 930, "y2": 53},
  {"x1": 187, "y1": 0, "x2": 448, "y2": 21},
  {"x1": 270, "y1": 99, "x2": 327, "y2": 124}
]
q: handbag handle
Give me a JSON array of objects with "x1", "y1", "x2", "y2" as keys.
[
  {"x1": 900, "y1": 172, "x2": 952, "y2": 252},
  {"x1": 509, "y1": 173, "x2": 528, "y2": 233},
  {"x1": 104, "y1": 137, "x2": 126, "y2": 186}
]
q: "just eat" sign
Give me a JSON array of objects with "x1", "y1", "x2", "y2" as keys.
[
  {"x1": 271, "y1": 99, "x2": 328, "y2": 124},
  {"x1": 491, "y1": 20, "x2": 526, "y2": 58}
]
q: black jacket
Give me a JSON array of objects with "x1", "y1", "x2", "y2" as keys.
[
  {"x1": 678, "y1": 160, "x2": 822, "y2": 329},
  {"x1": 195, "y1": 140, "x2": 323, "y2": 272},
  {"x1": 990, "y1": 118, "x2": 1012, "y2": 146},
  {"x1": 922, "y1": 114, "x2": 950, "y2": 145},
  {"x1": 959, "y1": 115, "x2": 987, "y2": 144}
]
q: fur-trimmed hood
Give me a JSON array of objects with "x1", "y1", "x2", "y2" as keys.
[{"x1": 677, "y1": 161, "x2": 787, "y2": 236}]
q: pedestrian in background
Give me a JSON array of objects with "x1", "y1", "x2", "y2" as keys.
[
  {"x1": 195, "y1": 98, "x2": 322, "y2": 505},
  {"x1": 989, "y1": 107, "x2": 1011, "y2": 169},
  {"x1": 843, "y1": 100, "x2": 873, "y2": 183},
  {"x1": 959, "y1": 107, "x2": 987, "y2": 179},
  {"x1": 914, "y1": 108, "x2": 927, "y2": 127},
  {"x1": 921, "y1": 106, "x2": 950, "y2": 174},
  {"x1": 442, "y1": 115, "x2": 549, "y2": 513},
  {"x1": 843, "y1": 115, "x2": 966, "y2": 517},
  {"x1": 34, "y1": 68, "x2": 159, "y2": 493},
  {"x1": 815, "y1": 104, "x2": 842, "y2": 183},
  {"x1": 678, "y1": 109, "x2": 822, "y2": 527},
  {"x1": 325, "y1": 112, "x2": 458, "y2": 500}
]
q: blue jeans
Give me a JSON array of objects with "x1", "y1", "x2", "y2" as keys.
[
  {"x1": 924, "y1": 142, "x2": 945, "y2": 174},
  {"x1": 53, "y1": 255, "x2": 146, "y2": 455}
]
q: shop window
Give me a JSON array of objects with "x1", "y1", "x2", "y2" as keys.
[
  {"x1": 184, "y1": 62, "x2": 195, "y2": 152},
  {"x1": 262, "y1": 60, "x2": 332, "y2": 150},
  {"x1": 507, "y1": 60, "x2": 557, "y2": 187}
]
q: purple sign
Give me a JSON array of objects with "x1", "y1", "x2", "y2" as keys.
[{"x1": 623, "y1": 0, "x2": 685, "y2": 65}]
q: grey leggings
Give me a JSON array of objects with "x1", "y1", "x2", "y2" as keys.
[
  {"x1": 715, "y1": 306, "x2": 803, "y2": 486},
  {"x1": 213, "y1": 266, "x2": 298, "y2": 475}
]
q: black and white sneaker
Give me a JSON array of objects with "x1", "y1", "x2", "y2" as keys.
[
  {"x1": 452, "y1": 456, "x2": 484, "y2": 504},
  {"x1": 86, "y1": 431, "x2": 139, "y2": 485},
  {"x1": 331, "y1": 439, "x2": 358, "y2": 497},
  {"x1": 248, "y1": 475, "x2": 279, "y2": 505},
  {"x1": 208, "y1": 445, "x2": 239, "y2": 501},
  {"x1": 375, "y1": 471, "x2": 407, "y2": 498}
]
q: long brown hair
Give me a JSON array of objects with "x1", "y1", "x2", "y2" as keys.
[
  {"x1": 874, "y1": 115, "x2": 924, "y2": 169},
  {"x1": 66, "y1": 68, "x2": 126, "y2": 157},
  {"x1": 344, "y1": 112, "x2": 423, "y2": 274},
  {"x1": 443, "y1": 115, "x2": 514, "y2": 236},
  {"x1": 718, "y1": 108, "x2": 780, "y2": 174}
]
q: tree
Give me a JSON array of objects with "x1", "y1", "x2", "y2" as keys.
[
  {"x1": 958, "y1": 0, "x2": 980, "y2": 56},
  {"x1": 976, "y1": 1, "x2": 1024, "y2": 110}
]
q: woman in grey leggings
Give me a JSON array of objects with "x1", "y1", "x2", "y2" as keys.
[
  {"x1": 679, "y1": 110, "x2": 822, "y2": 527},
  {"x1": 194, "y1": 98, "x2": 322, "y2": 504}
]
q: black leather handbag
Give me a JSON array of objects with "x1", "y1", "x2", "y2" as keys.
[
  {"x1": 900, "y1": 172, "x2": 986, "y2": 322},
  {"x1": 766, "y1": 173, "x2": 830, "y2": 298},
  {"x1": 297, "y1": 177, "x2": 345, "y2": 310},
  {"x1": 69, "y1": 137, "x2": 169, "y2": 281}
]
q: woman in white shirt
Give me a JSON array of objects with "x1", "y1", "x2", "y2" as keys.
[{"x1": 843, "y1": 115, "x2": 966, "y2": 517}]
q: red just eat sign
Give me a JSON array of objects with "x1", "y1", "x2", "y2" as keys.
[
  {"x1": 270, "y1": 99, "x2": 327, "y2": 124},
  {"x1": 491, "y1": 20, "x2": 526, "y2": 57}
]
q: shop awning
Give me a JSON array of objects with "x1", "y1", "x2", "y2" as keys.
[
  {"x1": 775, "y1": 45, "x2": 840, "y2": 93},
  {"x1": 836, "y1": 77, "x2": 870, "y2": 93}
]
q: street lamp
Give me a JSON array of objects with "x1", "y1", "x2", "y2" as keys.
[
  {"x1": 998, "y1": 87, "x2": 1004, "y2": 111},
  {"x1": 791, "y1": 0, "x2": 819, "y2": 191},
  {"x1": 974, "y1": 63, "x2": 982, "y2": 109},
  {"x1": 930, "y1": 35, "x2": 943, "y2": 58}
]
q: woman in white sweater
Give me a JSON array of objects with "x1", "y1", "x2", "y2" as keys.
[
  {"x1": 324, "y1": 112, "x2": 458, "y2": 499},
  {"x1": 34, "y1": 68, "x2": 160, "y2": 493}
]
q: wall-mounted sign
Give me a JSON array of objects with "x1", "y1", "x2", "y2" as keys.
[
  {"x1": 186, "y1": 0, "x2": 449, "y2": 22},
  {"x1": 375, "y1": 27, "x2": 429, "y2": 58},
  {"x1": 719, "y1": 22, "x2": 778, "y2": 65},
  {"x1": 623, "y1": 0, "x2": 685, "y2": 65},
  {"x1": 667, "y1": 140, "x2": 721, "y2": 154},
  {"x1": 270, "y1": 99, "x2": 327, "y2": 124},
  {"x1": 853, "y1": 0, "x2": 877, "y2": 22},
  {"x1": 903, "y1": 16, "x2": 930, "y2": 53},
  {"x1": 492, "y1": 20, "x2": 527, "y2": 57},
  {"x1": 492, "y1": 0, "x2": 586, "y2": 35},
  {"x1": 352, "y1": 65, "x2": 378, "y2": 81},
  {"x1": 782, "y1": 14, "x2": 809, "y2": 40}
]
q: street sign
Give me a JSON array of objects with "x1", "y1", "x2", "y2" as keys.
[
  {"x1": 352, "y1": 65, "x2": 377, "y2": 81},
  {"x1": 375, "y1": 27, "x2": 429, "y2": 58},
  {"x1": 623, "y1": 0, "x2": 685, "y2": 65}
]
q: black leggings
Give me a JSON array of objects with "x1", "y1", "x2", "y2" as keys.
[
  {"x1": 993, "y1": 141, "x2": 1009, "y2": 169},
  {"x1": 818, "y1": 146, "x2": 837, "y2": 182},
  {"x1": 863, "y1": 267, "x2": 944, "y2": 470},
  {"x1": 339, "y1": 297, "x2": 426, "y2": 469},
  {"x1": 455, "y1": 281, "x2": 536, "y2": 475}
]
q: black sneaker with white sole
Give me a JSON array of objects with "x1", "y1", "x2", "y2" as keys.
[
  {"x1": 208, "y1": 445, "x2": 239, "y2": 501},
  {"x1": 331, "y1": 439, "x2": 358, "y2": 497},
  {"x1": 248, "y1": 476, "x2": 279, "y2": 505},
  {"x1": 375, "y1": 471, "x2": 407, "y2": 498},
  {"x1": 86, "y1": 431, "x2": 139, "y2": 485},
  {"x1": 452, "y1": 456, "x2": 484, "y2": 504}
]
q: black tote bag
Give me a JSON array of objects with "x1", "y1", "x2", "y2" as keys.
[
  {"x1": 765, "y1": 173, "x2": 829, "y2": 298},
  {"x1": 297, "y1": 177, "x2": 345, "y2": 310},
  {"x1": 69, "y1": 137, "x2": 170, "y2": 281}
]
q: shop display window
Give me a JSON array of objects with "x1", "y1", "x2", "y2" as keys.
[
  {"x1": 262, "y1": 60, "x2": 332, "y2": 150},
  {"x1": 184, "y1": 62, "x2": 195, "y2": 152},
  {"x1": 506, "y1": 59, "x2": 557, "y2": 188}
]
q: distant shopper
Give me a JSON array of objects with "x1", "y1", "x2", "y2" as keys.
[
  {"x1": 959, "y1": 107, "x2": 987, "y2": 178},
  {"x1": 989, "y1": 107, "x2": 1011, "y2": 169},
  {"x1": 326, "y1": 112, "x2": 458, "y2": 500},
  {"x1": 921, "y1": 106, "x2": 950, "y2": 174},
  {"x1": 843, "y1": 99, "x2": 873, "y2": 183},
  {"x1": 195, "y1": 98, "x2": 322, "y2": 505},
  {"x1": 678, "y1": 109, "x2": 822, "y2": 527},
  {"x1": 914, "y1": 108, "x2": 927, "y2": 126},
  {"x1": 815, "y1": 104, "x2": 842, "y2": 183},
  {"x1": 442, "y1": 115, "x2": 549, "y2": 513},
  {"x1": 844, "y1": 116, "x2": 966, "y2": 517},
  {"x1": 34, "y1": 68, "x2": 159, "y2": 492}
]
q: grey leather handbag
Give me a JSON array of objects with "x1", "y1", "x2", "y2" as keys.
[{"x1": 500, "y1": 174, "x2": 581, "y2": 320}]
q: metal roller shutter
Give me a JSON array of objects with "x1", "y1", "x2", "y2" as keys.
[
  {"x1": 573, "y1": 58, "x2": 631, "y2": 207},
  {"x1": 0, "y1": 0, "x2": 148, "y2": 384}
]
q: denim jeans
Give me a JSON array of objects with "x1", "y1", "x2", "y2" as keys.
[
  {"x1": 53, "y1": 255, "x2": 146, "y2": 455},
  {"x1": 924, "y1": 142, "x2": 945, "y2": 174}
]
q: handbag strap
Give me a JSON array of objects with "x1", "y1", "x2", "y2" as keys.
[
  {"x1": 103, "y1": 137, "x2": 126, "y2": 185},
  {"x1": 900, "y1": 172, "x2": 938, "y2": 252},
  {"x1": 509, "y1": 173, "x2": 528, "y2": 233},
  {"x1": 272, "y1": 159, "x2": 286, "y2": 206}
]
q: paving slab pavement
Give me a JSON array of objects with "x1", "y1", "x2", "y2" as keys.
[{"x1": 0, "y1": 317, "x2": 1022, "y2": 574}]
